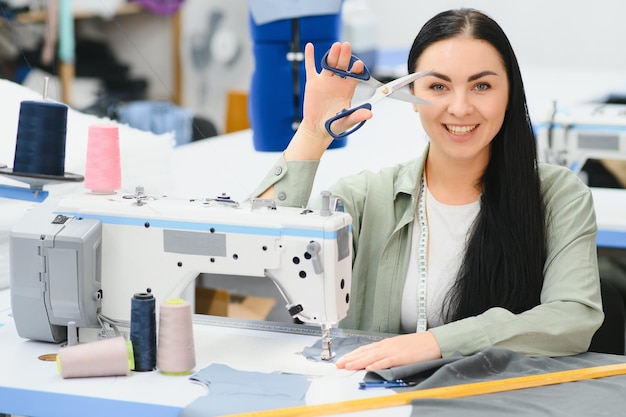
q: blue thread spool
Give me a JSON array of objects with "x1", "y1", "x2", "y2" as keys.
[
  {"x1": 13, "y1": 100, "x2": 68, "y2": 176},
  {"x1": 130, "y1": 289, "x2": 157, "y2": 372}
]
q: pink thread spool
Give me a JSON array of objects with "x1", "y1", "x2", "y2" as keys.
[
  {"x1": 157, "y1": 298, "x2": 196, "y2": 375},
  {"x1": 57, "y1": 336, "x2": 134, "y2": 379},
  {"x1": 84, "y1": 123, "x2": 122, "y2": 194}
]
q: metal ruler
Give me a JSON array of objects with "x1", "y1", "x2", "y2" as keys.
[{"x1": 192, "y1": 314, "x2": 389, "y2": 341}]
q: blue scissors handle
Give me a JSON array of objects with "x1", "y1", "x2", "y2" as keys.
[
  {"x1": 325, "y1": 103, "x2": 372, "y2": 139},
  {"x1": 321, "y1": 51, "x2": 373, "y2": 139},
  {"x1": 321, "y1": 51, "x2": 371, "y2": 82}
]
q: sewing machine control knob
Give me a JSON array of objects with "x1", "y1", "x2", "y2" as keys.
[
  {"x1": 123, "y1": 185, "x2": 157, "y2": 206},
  {"x1": 288, "y1": 304, "x2": 304, "y2": 316},
  {"x1": 306, "y1": 241, "x2": 323, "y2": 274},
  {"x1": 52, "y1": 214, "x2": 70, "y2": 224},
  {"x1": 319, "y1": 191, "x2": 344, "y2": 214},
  {"x1": 320, "y1": 191, "x2": 332, "y2": 216}
]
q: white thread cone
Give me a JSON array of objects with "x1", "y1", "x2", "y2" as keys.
[
  {"x1": 157, "y1": 298, "x2": 196, "y2": 375},
  {"x1": 57, "y1": 336, "x2": 132, "y2": 378}
]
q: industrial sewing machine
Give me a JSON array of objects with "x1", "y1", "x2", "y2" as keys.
[
  {"x1": 9, "y1": 188, "x2": 352, "y2": 360},
  {"x1": 536, "y1": 103, "x2": 626, "y2": 181}
]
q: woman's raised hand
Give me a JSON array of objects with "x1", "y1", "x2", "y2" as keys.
[{"x1": 284, "y1": 42, "x2": 372, "y2": 161}]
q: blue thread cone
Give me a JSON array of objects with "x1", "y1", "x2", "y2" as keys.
[
  {"x1": 130, "y1": 289, "x2": 157, "y2": 372},
  {"x1": 13, "y1": 100, "x2": 68, "y2": 176}
]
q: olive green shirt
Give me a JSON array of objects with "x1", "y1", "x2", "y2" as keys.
[{"x1": 250, "y1": 148, "x2": 603, "y2": 358}]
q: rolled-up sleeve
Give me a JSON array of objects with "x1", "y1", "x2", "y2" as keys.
[{"x1": 248, "y1": 155, "x2": 320, "y2": 207}]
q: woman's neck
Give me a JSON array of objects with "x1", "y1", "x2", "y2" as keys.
[{"x1": 424, "y1": 155, "x2": 485, "y2": 206}]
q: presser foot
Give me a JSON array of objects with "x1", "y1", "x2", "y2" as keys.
[
  {"x1": 321, "y1": 342, "x2": 335, "y2": 361},
  {"x1": 320, "y1": 325, "x2": 335, "y2": 361}
]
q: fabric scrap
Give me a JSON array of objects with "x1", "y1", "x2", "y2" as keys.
[{"x1": 179, "y1": 363, "x2": 311, "y2": 417}]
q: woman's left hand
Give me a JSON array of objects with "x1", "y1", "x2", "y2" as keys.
[{"x1": 335, "y1": 331, "x2": 442, "y2": 370}]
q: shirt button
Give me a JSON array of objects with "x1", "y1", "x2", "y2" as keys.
[
  {"x1": 277, "y1": 191, "x2": 287, "y2": 201},
  {"x1": 274, "y1": 167, "x2": 283, "y2": 176}
]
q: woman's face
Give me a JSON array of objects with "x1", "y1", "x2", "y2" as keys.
[{"x1": 412, "y1": 36, "x2": 509, "y2": 168}]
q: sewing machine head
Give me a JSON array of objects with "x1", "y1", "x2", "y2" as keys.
[
  {"x1": 10, "y1": 190, "x2": 353, "y2": 359},
  {"x1": 536, "y1": 103, "x2": 626, "y2": 178}
]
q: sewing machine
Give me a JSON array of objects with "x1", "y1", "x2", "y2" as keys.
[
  {"x1": 536, "y1": 103, "x2": 626, "y2": 176},
  {"x1": 9, "y1": 188, "x2": 352, "y2": 360}
]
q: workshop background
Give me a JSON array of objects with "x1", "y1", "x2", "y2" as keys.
[
  {"x1": 1, "y1": 0, "x2": 625, "y2": 323},
  {"x1": 2, "y1": 0, "x2": 625, "y2": 137}
]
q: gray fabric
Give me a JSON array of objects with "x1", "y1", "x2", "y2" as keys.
[
  {"x1": 366, "y1": 347, "x2": 626, "y2": 415},
  {"x1": 364, "y1": 355, "x2": 463, "y2": 387},
  {"x1": 179, "y1": 363, "x2": 311, "y2": 417}
]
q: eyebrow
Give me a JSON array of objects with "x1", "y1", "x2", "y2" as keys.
[{"x1": 428, "y1": 70, "x2": 499, "y2": 82}]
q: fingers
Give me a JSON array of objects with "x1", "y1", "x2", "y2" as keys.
[
  {"x1": 335, "y1": 342, "x2": 381, "y2": 370},
  {"x1": 322, "y1": 42, "x2": 344, "y2": 75},
  {"x1": 335, "y1": 333, "x2": 442, "y2": 371},
  {"x1": 336, "y1": 42, "x2": 353, "y2": 71},
  {"x1": 304, "y1": 43, "x2": 317, "y2": 81},
  {"x1": 308, "y1": 41, "x2": 365, "y2": 81}
]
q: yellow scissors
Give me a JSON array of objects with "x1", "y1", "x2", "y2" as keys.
[{"x1": 321, "y1": 50, "x2": 432, "y2": 139}]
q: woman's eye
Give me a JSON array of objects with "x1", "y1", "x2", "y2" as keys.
[
  {"x1": 430, "y1": 84, "x2": 446, "y2": 91},
  {"x1": 474, "y1": 83, "x2": 491, "y2": 91}
]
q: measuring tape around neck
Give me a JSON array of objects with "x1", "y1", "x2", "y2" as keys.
[{"x1": 416, "y1": 173, "x2": 428, "y2": 332}]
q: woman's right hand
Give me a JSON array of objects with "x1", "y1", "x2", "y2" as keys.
[{"x1": 284, "y1": 42, "x2": 373, "y2": 161}]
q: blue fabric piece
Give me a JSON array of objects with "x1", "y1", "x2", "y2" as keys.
[
  {"x1": 179, "y1": 363, "x2": 311, "y2": 417},
  {"x1": 248, "y1": 0, "x2": 343, "y2": 25},
  {"x1": 118, "y1": 101, "x2": 192, "y2": 146}
]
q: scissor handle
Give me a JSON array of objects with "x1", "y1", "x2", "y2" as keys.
[
  {"x1": 325, "y1": 103, "x2": 373, "y2": 139},
  {"x1": 320, "y1": 51, "x2": 371, "y2": 81}
]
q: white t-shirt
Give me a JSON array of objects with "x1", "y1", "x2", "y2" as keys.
[{"x1": 401, "y1": 187, "x2": 480, "y2": 332}]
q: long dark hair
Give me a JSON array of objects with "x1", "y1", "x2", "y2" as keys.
[{"x1": 408, "y1": 9, "x2": 547, "y2": 322}]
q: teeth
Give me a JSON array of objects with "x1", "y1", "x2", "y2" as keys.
[{"x1": 446, "y1": 124, "x2": 477, "y2": 134}]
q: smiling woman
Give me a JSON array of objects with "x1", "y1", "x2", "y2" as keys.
[
  {"x1": 409, "y1": 37, "x2": 509, "y2": 205},
  {"x1": 249, "y1": 8, "x2": 603, "y2": 371}
]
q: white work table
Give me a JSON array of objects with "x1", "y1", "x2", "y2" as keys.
[
  {"x1": 0, "y1": 289, "x2": 397, "y2": 417},
  {"x1": 3, "y1": 285, "x2": 626, "y2": 417}
]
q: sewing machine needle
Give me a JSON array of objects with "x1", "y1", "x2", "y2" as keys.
[{"x1": 320, "y1": 324, "x2": 335, "y2": 360}]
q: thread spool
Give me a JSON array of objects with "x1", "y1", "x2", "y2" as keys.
[
  {"x1": 56, "y1": 336, "x2": 134, "y2": 379},
  {"x1": 13, "y1": 100, "x2": 68, "y2": 176},
  {"x1": 130, "y1": 289, "x2": 157, "y2": 372},
  {"x1": 0, "y1": 92, "x2": 83, "y2": 186},
  {"x1": 157, "y1": 298, "x2": 196, "y2": 375},
  {"x1": 84, "y1": 123, "x2": 122, "y2": 194}
]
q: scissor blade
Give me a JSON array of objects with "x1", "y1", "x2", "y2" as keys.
[
  {"x1": 388, "y1": 90, "x2": 429, "y2": 104},
  {"x1": 386, "y1": 70, "x2": 432, "y2": 93},
  {"x1": 382, "y1": 70, "x2": 433, "y2": 105}
]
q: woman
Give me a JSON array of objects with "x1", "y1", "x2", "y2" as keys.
[{"x1": 250, "y1": 9, "x2": 603, "y2": 370}]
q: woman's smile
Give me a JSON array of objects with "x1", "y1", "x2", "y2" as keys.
[{"x1": 444, "y1": 124, "x2": 478, "y2": 135}]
